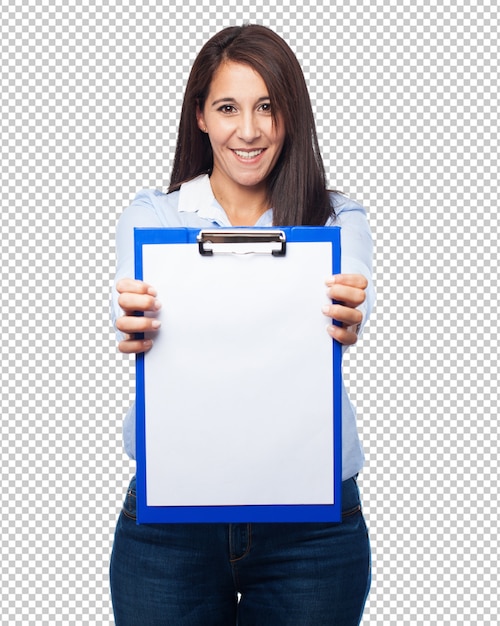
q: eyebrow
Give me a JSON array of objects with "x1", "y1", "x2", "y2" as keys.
[{"x1": 210, "y1": 96, "x2": 270, "y2": 107}]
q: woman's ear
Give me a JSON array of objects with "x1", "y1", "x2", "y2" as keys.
[{"x1": 196, "y1": 106, "x2": 208, "y2": 133}]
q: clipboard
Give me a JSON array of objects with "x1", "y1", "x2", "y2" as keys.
[{"x1": 134, "y1": 226, "x2": 342, "y2": 523}]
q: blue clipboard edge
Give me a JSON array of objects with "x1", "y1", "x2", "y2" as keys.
[{"x1": 134, "y1": 226, "x2": 342, "y2": 523}]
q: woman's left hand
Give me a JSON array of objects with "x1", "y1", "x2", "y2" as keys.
[{"x1": 322, "y1": 274, "x2": 368, "y2": 346}]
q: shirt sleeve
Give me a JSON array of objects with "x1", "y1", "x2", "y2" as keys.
[
  {"x1": 111, "y1": 190, "x2": 165, "y2": 341},
  {"x1": 332, "y1": 196, "x2": 375, "y2": 339}
]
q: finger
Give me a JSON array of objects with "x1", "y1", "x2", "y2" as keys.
[
  {"x1": 325, "y1": 274, "x2": 368, "y2": 289},
  {"x1": 322, "y1": 303, "x2": 363, "y2": 327},
  {"x1": 118, "y1": 292, "x2": 162, "y2": 313},
  {"x1": 116, "y1": 278, "x2": 157, "y2": 297},
  {"x1": 118, "y1": 338, "x2": 154, "y2": 354},
  {"x1": 326, "y1": 283, "x2": 366, "y2": 308},
  {"x1": 115, "y1": 315, "x2": 161, "y2": 335},
  {"x1": 326, "y1": 323, "x2": 358, "y2": 346}
]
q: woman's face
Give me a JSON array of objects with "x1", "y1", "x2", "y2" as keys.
[{"x1": 196, "y1": 61, "x2": 286, "y2": 195}]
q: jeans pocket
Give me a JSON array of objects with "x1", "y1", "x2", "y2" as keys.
[
  {"x1": 342, "y1": 504, "x2": 362, "y2": 518},
  {"x1": 122, "y1": 476, "x2": 137, "y2": 521},
  {"x1": 341, "y1": 476, "x2": 362, "y2": 519}
]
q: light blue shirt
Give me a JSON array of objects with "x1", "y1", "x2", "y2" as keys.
[{"x1": 112, "y1": 174, "x2": 375, "y2": 480}]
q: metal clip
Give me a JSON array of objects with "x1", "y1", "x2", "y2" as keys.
[{"x1": 197, "y1": 229, "x2": 287, "y2": 256}]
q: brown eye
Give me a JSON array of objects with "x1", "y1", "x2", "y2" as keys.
[{"x1": 219, "y1": 105, "x2": 237, "y2": 113}]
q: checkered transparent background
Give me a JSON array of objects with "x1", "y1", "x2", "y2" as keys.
[{"x1": 1, "y1": 0, "x2": 498, "y2": 623}]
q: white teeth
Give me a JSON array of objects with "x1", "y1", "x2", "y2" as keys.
[{"x1": 234, "y1": 149, "x2": 264, "y2": 159}]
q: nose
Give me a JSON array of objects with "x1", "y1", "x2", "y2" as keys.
[{"x1": 237, "y1": 112, "x2": 261, "y2": 143}]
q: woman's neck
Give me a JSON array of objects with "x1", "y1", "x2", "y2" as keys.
[{"x1": 209, "y1": 175, "x2": 270, "y2": 226}]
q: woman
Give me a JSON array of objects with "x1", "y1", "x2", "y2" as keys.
[{"x1": 110, "y1": 24, "x2": 374, "y2": 625}]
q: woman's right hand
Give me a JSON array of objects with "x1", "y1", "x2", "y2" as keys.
[{"x1": 115, "y1": 278, "x2": 162, "y2": 354}]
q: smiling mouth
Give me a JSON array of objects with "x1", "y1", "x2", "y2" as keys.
[{"x1": 232, "y1": 149, "x2": 265, "y2": 160}]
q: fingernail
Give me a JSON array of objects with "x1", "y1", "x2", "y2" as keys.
[
  {"x1": 151, "y1": 320, "x2": 161, "y2": 329},
  {"x1": 154, "y1": 299, "x2": 162, "y2": 310},
  {"x1": 148, "y1": 287, "x2": 157, "y2": 296},
  {"x1": 322, "y1": 305, "x2": 330, "y2": 314}
]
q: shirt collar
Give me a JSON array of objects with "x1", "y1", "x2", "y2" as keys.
[{"x1": 177, "y1": 174, "x2": 273, "y2": 226}]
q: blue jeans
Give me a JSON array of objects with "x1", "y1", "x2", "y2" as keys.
[{"x1": 110, "y1": 476, "x2": 370, "y2": 625}]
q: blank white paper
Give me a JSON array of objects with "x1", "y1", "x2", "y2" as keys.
[{"x1": 142, "y1": 240, "x2": 334, "y2": 507}]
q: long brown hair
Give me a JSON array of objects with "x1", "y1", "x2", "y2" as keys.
[{"x1": 169, "y1": 24, "x2": 334, "y2": 226}]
